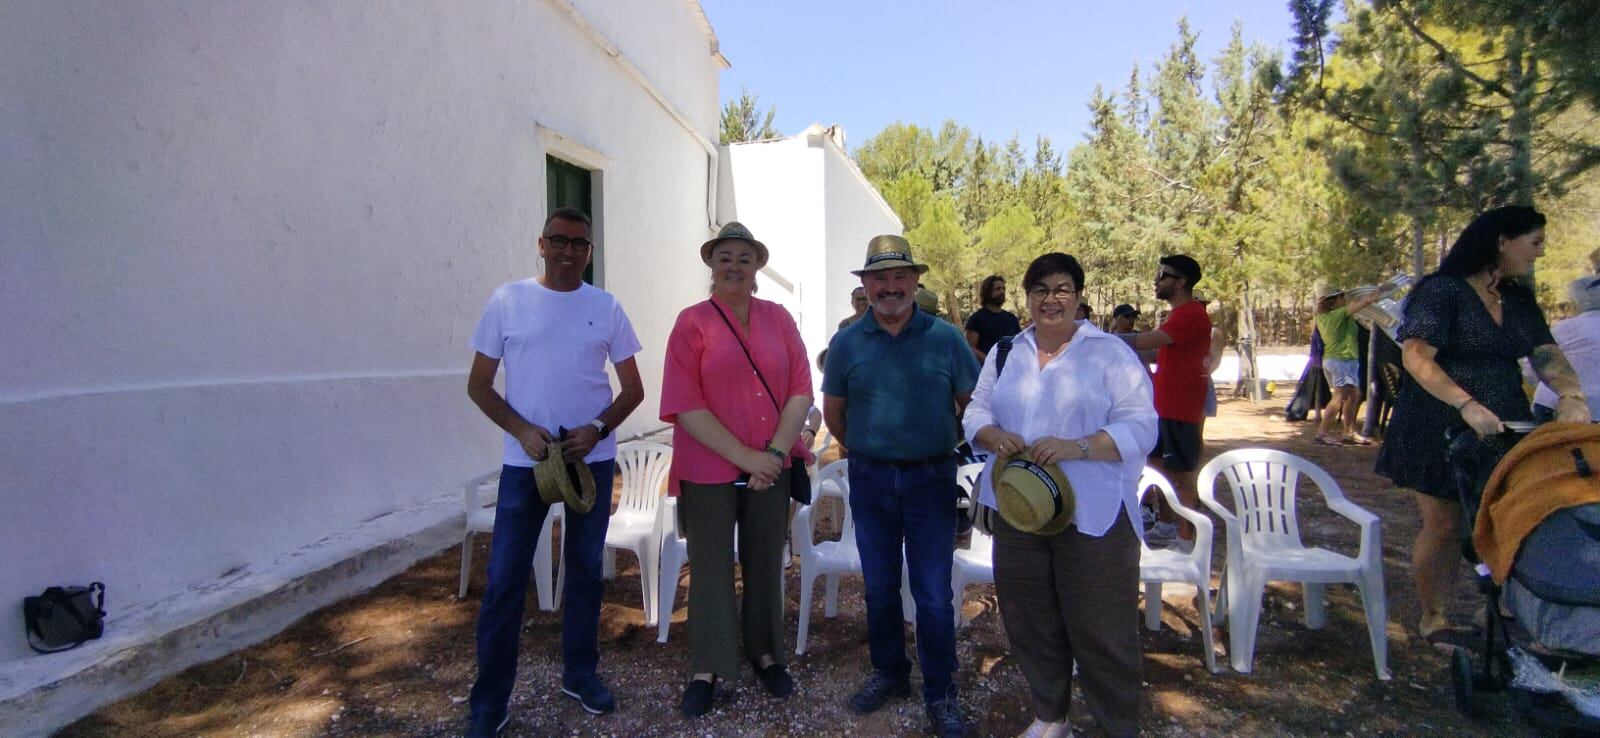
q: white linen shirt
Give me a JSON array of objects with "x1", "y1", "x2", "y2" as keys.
[{"x1": 963, "y1": 323, "x2": 1158, "y2": 537}]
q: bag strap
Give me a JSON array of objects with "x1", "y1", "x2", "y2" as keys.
[
  {"x1": 708, "y1": 300, "x2": 783, "y2": 415},
  {"x1": 995, "y1": 336, "x2": 1014, "y2": 377}
]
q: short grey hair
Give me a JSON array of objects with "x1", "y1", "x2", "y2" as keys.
[{"x1": 1569, "y1": 275, "x2": 1600, "y2": 313}]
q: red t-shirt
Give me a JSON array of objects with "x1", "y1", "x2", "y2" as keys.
[{"x1": 1153, "y1": 301, "x2": 1212, "y2": 423}]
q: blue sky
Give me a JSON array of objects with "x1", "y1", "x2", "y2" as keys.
[{"x1": 700, "y1": 1, "x2": 1298, "y2": 154}]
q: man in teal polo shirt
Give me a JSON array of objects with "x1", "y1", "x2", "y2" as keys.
[{"x1": 823, "y1": 235, "x2": 980, "y2": 738}]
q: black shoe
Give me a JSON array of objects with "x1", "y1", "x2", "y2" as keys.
[
  {"x1": 847, "y1": 671, "x2": 910, "y2": 714},
  {"x1": 926, "y1": 695, "x2": 970, "y2": 738},
  {"x1": 755, "y1": 662, "x2": 794, "y2": 698},
  {"x1": 681, "y1": 677, "x2": 716, "y2": 718},
  {"x1": 561, "y1": 674, "x2": 617, "y2": 715},
  {"x1": 463, "y1": 709, "x2": 509, "y2": 738}
]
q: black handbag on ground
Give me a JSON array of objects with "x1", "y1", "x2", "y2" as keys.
[
  {"x1": 708, "y1": 301, "x2": 813, "y2": 505},
  {"x1": 23, "y1": 582, "x2": 106, "y2": 654}
]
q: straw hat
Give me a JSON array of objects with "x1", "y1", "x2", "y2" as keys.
[
  {"x1": 533, "y1": 435, "x2": 597, "y2": 514},
  {"x1": 1314, "y1": 280, "x2": 1344, "y2": 302},
  {"x1": 700, "y1": 221, "x2": 769, "y2": 267},
  {"x1": 851, "y1": 234, "x2": 930, "y2": 276},
  {"x1": 993, "y1": 451, "x2": 1076, "y2": 536}
]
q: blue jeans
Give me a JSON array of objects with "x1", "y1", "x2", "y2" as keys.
[
  {"x1": 468, "y1": 461, "x2": 613, "y2": 719},
  {"x1": 848, "y1": 455, "x2": 959, "y2": 703}
]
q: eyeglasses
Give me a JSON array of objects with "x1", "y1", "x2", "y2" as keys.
[
  {"x1": 1027, "y1": 285, "x2": 1078, "y2": 302},
  {"x1": 1155, "y1": 271, "x2": 1181, "y2": 282},
  {"x1": 545, "y1": 235, "x2": 593, "y2": 252}
]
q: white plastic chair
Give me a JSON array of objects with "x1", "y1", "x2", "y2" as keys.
[
  {"x1": 655, "y1": 495, "x2": 687, "y2": 643},
  {"x1": 793, "y1": 459, "x2": 862, "y2": 655},
  {"x1": 1136, "y1": 466, "x2": 1219, "y2": 673},
  {"x1": 950, "y1": 462, "x2": 994, "y2": 628},
  {"x1": 557, "y1": 441, "x2": 671, "y2": 625},
  {"x1": 457, "y1": 470, "x2": 562, "y2": 611},
  {"x1": 1199, "y1": 449, "x2": 1389, "y2": 679}
]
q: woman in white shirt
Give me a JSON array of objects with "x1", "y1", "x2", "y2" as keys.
[{"x1": 964, "y1": 253, "x2": 1158, "y2": 738}]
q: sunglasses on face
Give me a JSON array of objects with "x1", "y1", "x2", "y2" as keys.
[{"x1": 1155, "y1": 271, "x2": 1181, "y2": 282}]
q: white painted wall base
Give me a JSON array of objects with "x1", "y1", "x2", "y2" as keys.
[{"x1": 0, "y1": 488, "x2": 465, "y2": 738}]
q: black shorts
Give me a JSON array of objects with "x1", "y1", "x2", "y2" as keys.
[{"x1": 1149, "y1": 418, "x2": 1203, "y2": 472}]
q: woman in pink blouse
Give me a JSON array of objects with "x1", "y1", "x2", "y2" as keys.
[{"x1": 660, "y1": 222, "x2": 814, "y2": 717}]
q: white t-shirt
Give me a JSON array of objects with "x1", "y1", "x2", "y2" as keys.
[{"x1": 470, "y1": 278, "x2": 642, "y2": 467}]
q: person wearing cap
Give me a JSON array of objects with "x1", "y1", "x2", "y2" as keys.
[
  {"x1": 839, "y1": 286, "x2": 869, "y2": 330},
  {"x1": 1117, "y1": 254, "x2": 1210, "y2": 550},
  {"x1": 1311, "y1": 281, "x2": 1389, "y2": 446},
  {"x1": 1109, "y1": 304, "x2": 1140, "y2": 335},
  {"x1": 965, "y1": 253, "x2": 1156, "y2": 738},
  {"x1": 661, "y1": 221, "x2": 814, "y2": 717},
  {"x1": 822, "y1": 234, "x2": 981, "y2": 738},
  {"x1": 464, "y1": 206, "x2": 644, "y2": 736},
  {"x1": 965, "y1": 275, "x2": 1021, "y2": 363}
]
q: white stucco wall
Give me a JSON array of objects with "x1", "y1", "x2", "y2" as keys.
[
  {"x1": 720, "y1": 130, "x2": 902, "y2": 378},
  {"x1": 0, "y1": 0, "x2": 720, "y2": 670}
]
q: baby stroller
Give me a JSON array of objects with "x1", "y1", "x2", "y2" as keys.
[{"x1": 1447, "y1": 421, "x2": 1600, "y2": 733}]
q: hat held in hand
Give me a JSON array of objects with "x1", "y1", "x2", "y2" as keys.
[
  {"x1": 993, "y1": 451, "x2": 1075, "y2": 536},
  {"x1": 534, "y1": 427, "x2": 597, "y2": 514}
]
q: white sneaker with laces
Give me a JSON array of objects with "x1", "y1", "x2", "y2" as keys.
[{"x1": 1016, "y1": 718, "x2": 1073, "y2": 738}]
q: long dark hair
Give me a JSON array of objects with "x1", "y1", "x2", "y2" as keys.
[
  {"x1": 979, "y1": 274, "x2": 1006, "y2": 307},
  {"x1": 1432, "y1": 205, "x2": 1546, "y2": 297}
]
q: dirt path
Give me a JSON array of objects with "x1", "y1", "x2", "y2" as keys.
[{"x1": 61, "y1": 398, "x2": 1539, "y2": 737}]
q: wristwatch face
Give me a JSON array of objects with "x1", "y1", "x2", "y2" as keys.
[{"x1": 591, "y1": 419, "x2": 609, "y2": 438}]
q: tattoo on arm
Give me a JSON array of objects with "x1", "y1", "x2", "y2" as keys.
[{"x1": 1531, "y1": 344, "x2": 1583, "y2": 397}]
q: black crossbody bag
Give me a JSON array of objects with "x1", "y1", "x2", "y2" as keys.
[
  {"x1": 708, "y1": 301, "x2": 813, "y2": 505},
  {"x1": 23, "y1": 582, "x2": 106, "y2": 653}
]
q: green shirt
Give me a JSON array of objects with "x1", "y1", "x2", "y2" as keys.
[
  {"x1": 822, "y1": 308, "x2": 980, "y2": 460},
  {"x1": 1315, "y1": 306, "x2": 1360, "y2": 361}
]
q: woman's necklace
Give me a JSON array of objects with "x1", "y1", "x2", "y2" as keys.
[
  {"x1": 1038, "y1": 333, "x2": 1072, "y2": 358},
  {"x1": 1470, "y1": 274, "x2": 1502, "y2": 305}
]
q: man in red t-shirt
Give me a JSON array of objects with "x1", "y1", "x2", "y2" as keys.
[{"x1": 1119, "y1": 254, "x2": 1211, "y2": 547}]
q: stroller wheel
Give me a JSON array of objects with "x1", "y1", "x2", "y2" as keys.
[{"x1": 1452, "y1": 647, "x2": 1481, "y2": 718}]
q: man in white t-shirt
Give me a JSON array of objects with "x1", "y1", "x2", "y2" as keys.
[{"x1": 464, "y1": 207, "x2": 644, "y2": 737}]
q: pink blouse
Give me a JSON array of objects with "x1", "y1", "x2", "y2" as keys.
[{"x1": 660, "y1": 294, "x2": 815, "y2": 495}]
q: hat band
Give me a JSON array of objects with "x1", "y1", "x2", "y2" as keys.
[
  {"x1": 865, "y1": 251, "x2": 912, "y2": 266},
  {"x1": 1003, "y1": 459, "x2": 1064, "y2": 520}
]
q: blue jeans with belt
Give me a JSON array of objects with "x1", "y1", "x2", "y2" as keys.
[
  {"x1": 848, "y1": 454, "x2": 959, "y2": 704},
  {"x1": 468, "y1": 461, "x2": 613, "y2": 720}
]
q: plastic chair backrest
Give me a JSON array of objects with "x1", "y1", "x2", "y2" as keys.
[
  {"x1": 813, "y1": 459, "x2": 853, "y2": 541},
  {"x1": 1207, "y1": 449, "x2": 1322, "y2": 550},
  {"x1": 1137, "y1": 466, "x2": 1177, "y2": 514},
  {"x1": 465, "y1": 471, "x2": 501, "y2": 527},
  {"x1": 957, "y1": 462, "x2": 984, "y2": 494},
  {"x1": 615, "y1": 441, "x2": 672, "y2": 514}
]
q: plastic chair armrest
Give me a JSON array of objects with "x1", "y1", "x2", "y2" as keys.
[
  {"x1": 1325, "y1": 497, "x2": 1381, "y2": 560},
  {"x1": 791, "y1": 504, "x2": 815, "y2": 556}
]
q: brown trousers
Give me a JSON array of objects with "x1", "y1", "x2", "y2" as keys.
[
  {"x1": 993, "y1": 508, "x2": 1142, "y2": 737},
  {"x1": 677, "y1": 474, "x2": 789, "y2": 680}
]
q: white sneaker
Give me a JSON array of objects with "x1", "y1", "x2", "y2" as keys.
[{"x1": 1016, "y1": 718, "x2": 1073, "y2": 738}]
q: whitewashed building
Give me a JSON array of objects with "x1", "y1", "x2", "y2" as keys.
[
  {"x1": 0, "y1": 1, "x2": 733, "y2": 733},
  {"x1": 720, "y1": 125, "x2": 904, "y2": 368}
]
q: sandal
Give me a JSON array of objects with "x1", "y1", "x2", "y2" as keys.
[
  {"x1": 1343, "y1": 434, "x2": 1374, "y2": 446},
  {"x1": 1313, "y1": 434, "x2": 1344, "y2": 447}
]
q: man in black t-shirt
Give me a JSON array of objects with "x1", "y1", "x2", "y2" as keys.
[{"x1": 963, "y1": 274, "x2": 1020, "y2": 363}]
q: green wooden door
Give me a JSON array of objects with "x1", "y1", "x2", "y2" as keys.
[{"x1": 546, "y1": 156, "x2": 595, "y2": 284}]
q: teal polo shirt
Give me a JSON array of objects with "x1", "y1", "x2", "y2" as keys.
[{"x1": 822, "y1": 308, "x2": 980, "y2": 460}]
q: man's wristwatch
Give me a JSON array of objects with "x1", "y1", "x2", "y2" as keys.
[
  {"x1": 1075, "y1": 437, "x2": 1092, "y2": 460},
  {"x1": 590, "y1": 418, "x2": 611, "y2": 439}
]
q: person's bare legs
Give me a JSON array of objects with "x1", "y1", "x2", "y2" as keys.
[
  {"x1": 1167, "y1": 465, "x2": 1200, "y2": 541},
  {"x1": 1412, "y1": 491, "x2": 1463, "y2": 637},
  {"x1": 1340, "y1": 386, "x2": 1363, "y2": 439},
  {"x1": 1317, "y1": 387, "x2": 1347, "y2": 441}
]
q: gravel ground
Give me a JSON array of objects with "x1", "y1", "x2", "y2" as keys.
[{"x1": 61, "y1": 398, "x2": 1546, "y2": 737}]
